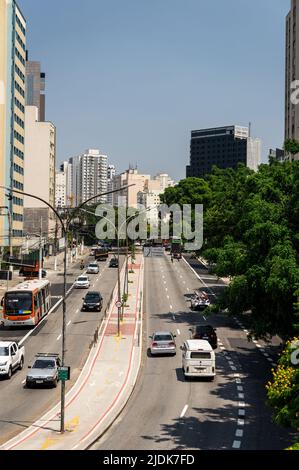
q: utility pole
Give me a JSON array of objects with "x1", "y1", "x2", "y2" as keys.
[{"x1": 39, "y1": 218, "x2": 43, "y2": 280}]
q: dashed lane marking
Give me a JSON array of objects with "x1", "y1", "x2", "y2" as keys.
[
  {"x1": 238, "y1": 409, "x2": 245, "y2": 416},
  {"x1": 237, "y1": 419, "x2": 245, "y2": 426},
  {"x1": 56, "y1": 334, "x2": 62, "y2": 341},
  {"x1": 238, "y1": 393, "x2": 245, "y2": 399},
  {"x1": 67, "y1": 320, "x2": 71, "y2": 326},
  {"x1": 180, "y1": 405, "x2": 188, "y2": 418},
  {"x1": 232, "y1": 440, "x2": 241, "y2": 449},
  {"x1": 177, "y1": 329, "x2": 181, "y2": 335},
  {"x1": 235, "y1": 430, "x2": 244, "y2": 438}
]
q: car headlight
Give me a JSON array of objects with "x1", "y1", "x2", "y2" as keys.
[{"x1": 0, "y1": 362, "x2": 7, "y2": 366}]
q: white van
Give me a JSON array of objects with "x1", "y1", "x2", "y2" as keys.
[{"x1": 181, "y1": 339, "x2": 216, "y2": 380}]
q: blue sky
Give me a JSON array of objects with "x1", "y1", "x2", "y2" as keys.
[{"x1": 19, "y1": 0, "x2": 290, "y2": 181}]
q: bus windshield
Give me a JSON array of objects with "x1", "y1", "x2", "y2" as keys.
[{"x1": 5, "y1": 292, "x2": 32, "y2": 315}]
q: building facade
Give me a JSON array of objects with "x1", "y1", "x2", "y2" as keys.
[
  {"x1": 25, "y1": 59, "x2": 45, "y2": 122},
  {"x1": 112, "y1": 169, "x2": 151, "y2": 208},
  {"x1": 55, "y1": 170, "x2": 67, "y2": 208},
  {"x1": 0, "y1": 0, "x2": 26, "y2": 248},
  {"x1": 186, "y1": 125, "x2": 261, "y2": 178},
  {"x1": 107, "y1": 164, "x2": 116, "y2": 205},
  {"x1": 23, "y1": 106, "x2": 56, "y2": 236},
  {"x1": 70, "y1": 149, "x2": 108, "y2": 206}
]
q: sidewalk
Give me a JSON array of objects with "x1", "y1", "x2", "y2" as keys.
[{"x1": 1, "y1": 253, "x2": 144, "y2": 451}]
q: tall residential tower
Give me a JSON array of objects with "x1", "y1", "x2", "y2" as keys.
[{"x1": 0, "y1": 0, "x2": 26, "y2": 248}]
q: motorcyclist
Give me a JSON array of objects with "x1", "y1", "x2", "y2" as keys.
[{"x1": 80, "y1": 259, "x2": 84, "y2": 270}]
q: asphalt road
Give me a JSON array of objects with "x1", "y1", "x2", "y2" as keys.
[
  {"x1": 0, "y1": 255, "x2": 123, "y2": 445},
  {"x1": 95, "y1": 254, "x2": 294, "y2": 450}
]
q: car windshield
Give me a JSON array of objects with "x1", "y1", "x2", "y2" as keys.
[
  {"x1": 5, "y1": 292, "x2": 32, "y2": 314},
  {"x1": 33, "y1": 359, "x2": 56, "y2": 369},
  {"x1": 89, "y1": 264, "x2": 98, "y2": 268},
  {"x1": 195, "y1": 326, "x2": 213, "y2": 334},
  {"x1": 86, "y1": 294, "x2": 100, "y2": 301},
  {"x1": 78, "y1": 277, "x2": 88, "y2": 282},
  {"x1": 0, "y1": 347, "x2": 9, "y2": 356},
  {"x1": 154, "y1": 334, "x2": 172, "y2": 341}
]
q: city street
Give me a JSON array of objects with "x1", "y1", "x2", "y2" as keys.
[
  {"x1": 95, "y1": 254, "x2": 293, "y2": 450},
  {"x1": 0, "y1": 255, "x2": 123, "y2": 445}
]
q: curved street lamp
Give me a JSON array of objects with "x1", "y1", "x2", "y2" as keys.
[{"x1": 0, "y1": 184, "x2": 134, "y2": 433}]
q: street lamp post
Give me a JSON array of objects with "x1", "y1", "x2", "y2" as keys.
[{"x1": 0, "y1": 184, "x2": 133, "y2": 434}]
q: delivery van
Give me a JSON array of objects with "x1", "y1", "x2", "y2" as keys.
[{"x1": 181, "y1": 339, "x2": 216, "y2": 380}]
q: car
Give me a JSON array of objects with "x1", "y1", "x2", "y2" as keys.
[
  {"x1": 26, "y1": 353, "x2": 61, "y2": 388},
  {"x1": 189, "y1": 324, "x2": 217, "y2": 349},
  {"x1": 74, "y1": 275, "x2": 90, "y2": 289},
  {"x1": 109, "y1": 257, "x2": 119, "y2": 268},
  {"x1": 150, "y1": 331, "x2": 177, "y2": 356},
  {"x1": 181, "y1": 340, "x2": 216, "y2": 380},
  {"x1": 190, "y1": 290, "x2": 211, "y2": 310},
  {"x1": 87, "y1": 262, "x2": 99, "y2": 274},
  {"x1": 82, "y1": 291, "x2": 103, "y2": 312},
  {"x1": 0, "y1": 341, "x2": 25, "y2": 379}
]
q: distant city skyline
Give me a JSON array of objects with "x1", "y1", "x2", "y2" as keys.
[{"x1": 19, "y1": 0, "x2": 289, "y2": 181}]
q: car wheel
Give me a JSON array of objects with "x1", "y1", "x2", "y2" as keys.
[
  {"x1": 7, "y1": 367, "x2": 12, "y2": 380},
  {"x1": 19, "y1": 357, "x2": 24, "y2": 370},
  {"x1": 26, "y1": 381, "x2": 31, "y2": 388},
  {"x1": 52, "y1": 378, "x2": 58, "y2": 388}
]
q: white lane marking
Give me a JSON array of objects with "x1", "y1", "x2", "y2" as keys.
[
  {"x1": 232, "y1": 440, "x2": 241, "y2": 449},
  {"x1": 238, "y1": 402, "x2": 246, "y2": 408},
  {"x1": 172, "y1": 315, "x2": 176, "y2": 321},
  {"x1": 256, "y1": 344, "x2": 262, "y2": 348},
  {"x1": 177, "y1": 329, "x2": 181, "y2": 335},
  {"x1": 228, "y1": 361, "x2": 235, "y2": 366},
  {"x1": 96, "y1": 278, "x2": 99, "y2": 282},
  {"x1": 180, "y1": 405, "x2": 188, "y2": 418},
  {"x1": 263, "y1": 353, "x2": 270, "y2": 357},
  {"x1": 234, "y1": 374, "x2": 240, "y2": 378},
  {"x1": 235, "y1": 429, "x2": 244, "y2": 438},
  {"x1": 76, "y1": 309, "x2": 79, "y2": 313},
  {"x1": 230, "y1": 366, "x2": 237, "y2": 371},
  {"x1": 244, "y1": 329, "x2": 248, "y2": 334},
  {"x1": 170, "y1": 305, "x2": 173, "y2": 310},
  {"x1": 237, "y1": 419, "x2": 245, "y2": 426},
  {"x1": 238, "y1": 409, "x2": 245, "y2": 416},
  {"x1": 271, "y1": 363, "x2": 276, "y2": 368},
  {"x1": 167, "y1": 295, "x2": 170, "y2": 299},
  {"x1": 56, "y1": 334, "x2": 62, "y2": 341},
  {"x1": 203, "y1": 316, "x2": 207, "y2": 321},
  {"x1": 164, "y1": 281, "x2": 166, "y2": 284},
  {"x1": 220, "y1": 346, "x2": 225, "y2": 350},
  {"x1": 238, "y1": 393, "x2": 245, "y2": 399},
  {"x1": 187, "y1": 287, "x2": 190, "y2": 291},
  {"x1": 67, "y1": 320, "x2": 71, "y2": 326},
  {"x1": 165, "y1": 287, "x2": 168, "y2": 291},
  {"x1": 236, "y1": 378, "x2": 242, "y2": 384},
  {"x1": 252, "y1": 340, "x2": 258, "y2": 344},
  {"x1": 237, "y1": 386, "x2": 243, "y2": 392}
]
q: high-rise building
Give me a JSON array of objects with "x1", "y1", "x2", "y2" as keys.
[
  {"x1": 107, "y1": 164, "x2": 116, "y2": 205},
  {"x1": 113, "y1": 169, "x2": 151, "y2": 208},
  {"x1": 186, "y1": 125, "x2": 261, "y2": 178},
  {"x1": 55, "y1": 170, "x2": 67, "y2": 208},
  {"x1": 0, "y1": 0, "x2": 26, "y2": 248},
  {"x1": 25, "y1": 59, "x2": 46, "y2": 122},
  {"x1": 23, "y1": 106, "x2": 56, "y2": 237},
  {"x1": 71, "y1": 149, "x2": 108, "y2": 206}
]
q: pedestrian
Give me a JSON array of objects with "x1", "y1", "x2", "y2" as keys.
[{"x1": 171, "y1": 255, "x2": 174, "y2": 263}]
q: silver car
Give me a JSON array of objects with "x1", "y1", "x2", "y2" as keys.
[
  {"x1": 26, "y1": 353, "x2": 61, "y2": 388},
  {"x1": 150, "y1": 331, "x2": 177, "y2": 356},
  {"x1": 87, "y1": 263, "x2": 99, "y2": 274}
]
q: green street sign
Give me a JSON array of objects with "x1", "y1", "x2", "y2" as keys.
[{"x1": 58, "y1": 366, "x2": 71, "y2": 381}]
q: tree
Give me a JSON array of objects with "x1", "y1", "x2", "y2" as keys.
[{"x1": 284, "y1": 139, "x2": 299, "y2": 159}]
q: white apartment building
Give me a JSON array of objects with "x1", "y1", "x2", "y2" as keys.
[
  {"x1": 23, "y1": 106, "x2": 56, "y2": 236},
  {"x1": 55, "y1": 170, "x2": 67, "y2": 208},
  {"x1": 107, "y1": 164, "x2": 116, "y2": 205},
  {"x1": 70, "y1": 149, "x2": 108, "y2": 206}
]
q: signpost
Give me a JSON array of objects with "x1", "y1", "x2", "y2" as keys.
[{"x1": 58, "y1": 366, "x2": 71, "y2": 382}]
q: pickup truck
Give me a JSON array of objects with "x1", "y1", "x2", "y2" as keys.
[{"x1": 0, "y1": 341, "x2": 25, "y2": 379}]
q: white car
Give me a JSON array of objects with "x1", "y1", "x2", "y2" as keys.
[
  {"x1": 87, "y1": 263, "x2": 99, "y2": 274},
  {"x1": 181, "y1": 340, "x2": 216, "y2": 380},
  {"x1": 74, "y1": 275, "x2": 90, "y2": 289},
  {"x1": 0, "y1": 341, "x2": 25, "y2": 379}
]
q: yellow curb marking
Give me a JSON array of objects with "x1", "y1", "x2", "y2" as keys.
[
  {"x1": 40, "y1": 437, "x2": 61, "y2": 450},
  {"x1": 65, "y1": 416, "x2": 80, "y2": 433}
]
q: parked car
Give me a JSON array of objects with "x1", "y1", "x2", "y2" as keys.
[
  {"x1": 26, "y1": 353, "x2": 61, "y2": 388},
  {"x1": 74, "y1": 275, "x2": 90, "y2": 289},
  {"x1": 0, "y1": 341, "x2": 25, "y2": 379},
  {"x1": 189, "y1": 324, "x2": 217, "y2": 349},
  {"x1": 150, "y1": 331, "x2": 176, "y2": 356},
  {"x1": 87, "y1": 262, "x2": 99, "y2": 274},
  {"x1": 190, "y1": 290, "x2": 211, "y2": 310},
  {"x1": 81, "y1": 291, "x2": 103, "y2": 312},
  {"x1": 181, "y1": 339, "x2": 216, "y2": 380},
  {"x1": 109, "y1": 257, "x2": 119, "y2": 268}
]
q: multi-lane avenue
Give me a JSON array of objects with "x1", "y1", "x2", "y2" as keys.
[
  {"x1": 94, "y1": 254, "x2": 293, "y2": 450},
  {"x1": 0, "y1": 255, "x2": 122, "y2": 445}
]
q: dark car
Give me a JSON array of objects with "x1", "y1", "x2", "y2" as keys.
[
  {"x1": 82, "y1": 291, "x2": 103, "y2": 312},
  {"x1": 109, "y1": 258, "x2": 119, "y2": 268},
  {"x1": 189, "y1": 324, "x2": 217, "y2": 349}
]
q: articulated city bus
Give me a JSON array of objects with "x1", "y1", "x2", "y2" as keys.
[{"x1": 1, "y1": 279, "x2": 51, "y2": 327}]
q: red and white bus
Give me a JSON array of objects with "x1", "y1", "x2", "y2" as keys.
[{"x1": 2, "y1": 279, "x2": 51, "y2": 327}]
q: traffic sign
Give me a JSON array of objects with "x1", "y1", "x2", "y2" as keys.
[
  {"x1": 58, "y1": 366, "x2": 71, "y2": 381},
  {"x1": 115, "y1": 301, "x2": 122, "y2": 309}
]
